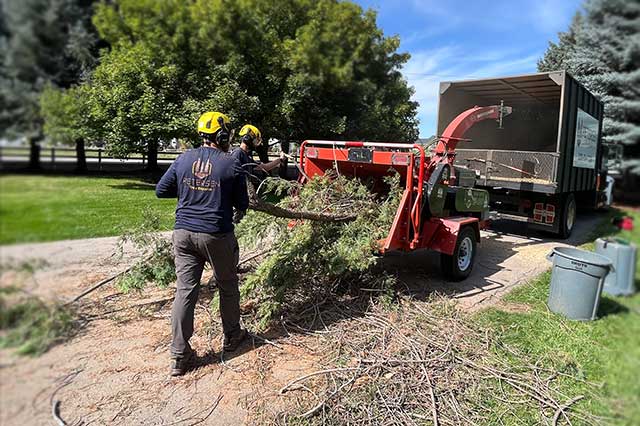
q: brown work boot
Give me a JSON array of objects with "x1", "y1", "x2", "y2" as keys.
[
  {"x1": 223, "y1": 328, "x2": 248, "y2": 352},
  {"x1": 170, "y1": 348, "x2": 195, "y2": 376}
]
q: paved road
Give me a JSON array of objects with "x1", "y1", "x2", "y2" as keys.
[{"x1": 383, "y1": 211, "x2": 604, "y2": 309}]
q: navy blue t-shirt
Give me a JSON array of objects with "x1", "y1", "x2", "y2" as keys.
[
  {"x1": 230, "y1": 148, "x2": 257, "y2": 175},
  {"x1": 155, "y1": 147, "x2": 249, "y2": 234}
]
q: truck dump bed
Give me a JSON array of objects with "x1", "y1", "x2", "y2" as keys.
[{"x1": 437, "y1": 71, "x2": 604, "y2": 194}]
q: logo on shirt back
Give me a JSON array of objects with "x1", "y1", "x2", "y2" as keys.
[{"x1": 192, "y1": 158, "x2": 212, "y2": 179}]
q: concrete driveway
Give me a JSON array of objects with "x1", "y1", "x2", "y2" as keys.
[{"x1": 382, "y1": 211, "x2": 605, "y2": 310}]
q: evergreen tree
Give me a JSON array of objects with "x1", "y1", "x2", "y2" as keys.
[
  {"x1": 0, "y1": 0, "x2": 98, "y2": 142},
  {"x1": 538, "y1": 0, "x2": 640, "y2": 178}
]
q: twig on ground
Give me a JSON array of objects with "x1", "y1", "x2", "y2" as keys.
[
  {"x1": 280, "y1": 368, "x2": 361, "y2": 394},
  {"x1": 64, "y1": 264, "x2": 138, "y2": 306},
  {"x1": 552, "y1": 395, "x2": 584, "y2": 426}
]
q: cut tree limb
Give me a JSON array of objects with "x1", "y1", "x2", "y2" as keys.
[{"x1": 246, "y1": 181, "x2": 356, "y2": 222}]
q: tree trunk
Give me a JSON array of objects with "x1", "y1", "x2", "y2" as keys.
[
  {"x1": 75, "y1": 138, "x2": 87, "y2": 173},
  {"x1": 246, "y1": 181, "x2": 355, "y2": 222},
  {"x1": 28, "y1": 138, "x2": 41, "y2": 170},
  {"x1": 146, "y1": 140, "x2": 159, "y2": 171}
]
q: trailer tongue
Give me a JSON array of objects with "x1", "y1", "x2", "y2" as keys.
[{"x1": 298, "y1": 105, "x2": 511, "y2": 280}]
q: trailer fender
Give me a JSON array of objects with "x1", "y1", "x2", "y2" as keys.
[{"x1": 422, "y1": 217, "x2": 480, "y2": 256}]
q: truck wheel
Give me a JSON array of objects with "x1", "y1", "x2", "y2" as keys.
[
  {"x1": 441, "y1": 226, "x2": 477, "y2": 281},
  {"x1": 558, "y1": 193, "x2": 576, "y2": 239}
]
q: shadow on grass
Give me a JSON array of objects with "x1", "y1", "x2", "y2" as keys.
[
  {"x1": 108, "y1": 182, "x2": 157, "y2": 191},
  {"x1": 598, "y1": 296, "x2": 630, "y2": 317}
]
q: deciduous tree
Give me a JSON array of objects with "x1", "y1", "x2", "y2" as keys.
[{"x1": 76, "y1": 0, "x2": 418, "y2": 170}]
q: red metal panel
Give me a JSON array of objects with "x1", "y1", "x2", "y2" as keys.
[
  {"x1": 382, "y1": 189, "x2": 412, "y2": 252},
  {"x1": 419, "y1": 217, "x2": 479, "y2": 255}
]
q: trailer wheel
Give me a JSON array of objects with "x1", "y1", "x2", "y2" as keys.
[
  {"x1": 441, "y1": 226, "x2": 477, "y2": 281},
  {"x1": 558, "y1": 193, "x2": 576, "y2": 239}
]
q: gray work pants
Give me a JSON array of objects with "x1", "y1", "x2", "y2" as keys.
[{"x1": 171, "y1": 229, "x2": 241, "y2": 357}]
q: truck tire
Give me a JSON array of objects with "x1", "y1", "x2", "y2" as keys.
[
  {"x1": 558, "y1": 193, "x2": 576, "y2": 239},
  {"x1": 441, "y1": 226, "x2": 477, "y2": 281}
]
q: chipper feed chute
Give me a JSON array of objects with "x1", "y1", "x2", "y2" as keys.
[{"x1": 297, "y1": 104, "x2": 511, "y2": 280}]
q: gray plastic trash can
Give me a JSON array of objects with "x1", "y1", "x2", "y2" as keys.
[
  {"x1": 546, "y1": 247, "x2": 613, "y2": 321},
  {"x1": 595, "y1": 238, "x2": 637, "y2": 296}
]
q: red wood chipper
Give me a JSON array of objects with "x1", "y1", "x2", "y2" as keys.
[{"x1": 297, "y1": 104, "x2": 512, "y2": 280}]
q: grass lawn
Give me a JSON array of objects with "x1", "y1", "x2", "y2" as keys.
[
  {"x1": 0, "y1": 174, "x2": 176, "y2": 244},
  {"x1": 477, "y1": 208, "x2": 640, "y2": 425}
]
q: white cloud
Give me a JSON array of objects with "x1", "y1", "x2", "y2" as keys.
[{"x1": 402, "y1": 46, "x2": 540, "y2": 136}]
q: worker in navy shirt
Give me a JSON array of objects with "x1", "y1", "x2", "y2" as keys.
[
  {"x1": 231, "y1": 124, "x2": 284, "y2": 177},
  {"x1": 156, "y1": 111, "x2": 249, "y2": 376},
  {"x1": 230, "y1": 124, "x2": 284, "y2": 223}
]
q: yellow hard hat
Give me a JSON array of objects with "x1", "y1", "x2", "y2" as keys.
[
  {"x1": 197, "y1": 111, "x2": 230, "y2": 135},
  {"x1": 239, "y1": 124, "x2": 261, "y2": 142}
]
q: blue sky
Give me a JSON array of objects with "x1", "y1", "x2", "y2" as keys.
[{"x1": 353, "y1": 0, "x2": 583, "y2": 137}]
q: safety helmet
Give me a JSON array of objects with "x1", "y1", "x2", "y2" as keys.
[
  {"x1": 197, "y1": 111, "x2": 230, "y2": 135},
  {"x1": 239, "y1": 124, "x2": 262, "y2": 148},
  {"x1": 197, "y1": 111, "x2": 231, "y2": 151}
]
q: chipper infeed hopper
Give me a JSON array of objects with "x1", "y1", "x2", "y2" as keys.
[{"x1": 298, "y1": 105, "x2": 512, "y2": 280}]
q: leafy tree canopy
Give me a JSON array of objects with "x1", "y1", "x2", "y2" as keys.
[
  {"x1": 538, "y1": 0, "x2": 640, "y2": 171},
  {"x1": 72, "y1": 0, "x2": 418, "y2": 157}
]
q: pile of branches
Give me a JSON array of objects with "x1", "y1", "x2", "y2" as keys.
[
  {"x1": 236, "y1": 172, "x2": 402, "y2": 329},
  {"x1": 274, "y1": 298, "x2": 600, "y2": 425}
]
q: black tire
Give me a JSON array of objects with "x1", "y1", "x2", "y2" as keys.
[
  {"x1": 558, "y1": 193, "x2": 576, "y2": 239},
  {"x1": 440, "y1": 226, "x2": 477, "y2": 281}
]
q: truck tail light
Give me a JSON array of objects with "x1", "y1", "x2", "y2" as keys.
[
  {"x1": 533, "y1": 203, "x2": 544, "y2": 222},
  {"x1": 545, "y1": 204, "x2": 556, "y2": 224}
]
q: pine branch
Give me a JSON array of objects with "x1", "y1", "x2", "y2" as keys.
[{"x1": 246, "y1": 181, "x2": 357, "y2": 223}]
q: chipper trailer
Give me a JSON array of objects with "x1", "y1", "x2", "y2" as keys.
[{"x1": 297, "y1": 104, "x2": 512, "y2": 280}]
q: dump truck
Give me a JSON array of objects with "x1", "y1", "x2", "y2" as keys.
[{"x1": 438, "y1": 71, "x2": 612, "y2": 238}]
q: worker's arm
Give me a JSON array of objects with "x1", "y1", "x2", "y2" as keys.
[
  {"x1": 155, "y1": 162, "x2": 178, "y2": 198},
  {"x1": 232, "y1": 160, "x2": 250, "y2": 213},
  {"x1": 255, "y1": 154, "x2": 285, "y2": 173}
]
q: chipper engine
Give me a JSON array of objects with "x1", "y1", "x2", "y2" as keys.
[{"x1": 297, "y1": 104, "x2": 512, "y2": 280}]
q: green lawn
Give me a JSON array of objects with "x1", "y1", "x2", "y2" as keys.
[
  {"x1": 0, "y1": 174, "x2": 176, "y2": 244},
  {"x1": 477, "y1": 209, "x2": 640, "y2": 425}
]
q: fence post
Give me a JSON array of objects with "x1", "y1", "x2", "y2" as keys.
[
  {"x1": 98, "y1": 149, "x2": 102, "y2": 171},
  {"x1": 51, "y1": 147, "x2": 56, "y2": 170}
]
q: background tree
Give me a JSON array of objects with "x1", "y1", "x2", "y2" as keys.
[
  {"x1": 40, "y1": 84, "x2": 94, "y2": 172},
  {"x1": 0, "y1": 0, "x2": 99, "y2": 168},
  {"x1": 538, "y1": 0, "x2": 640, "y2": 187},
  {"x1": 78, "y1": 0, "x2": 418, "y2": 170}
]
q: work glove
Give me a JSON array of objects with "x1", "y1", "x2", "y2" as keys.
[
  {"x1": 233, "y1": 209, "x2": 246, "y2": 224},
  {"x1": 279, "y1": 153, "x2": 288, "y2": 167}
]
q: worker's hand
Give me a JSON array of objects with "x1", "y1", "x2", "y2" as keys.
[
  {"x1": 233, "y1": 209, "x2": 246, "y2": 224},
  {"x1": 279, "y1": 152, "x2": 288, "y2": 166}
]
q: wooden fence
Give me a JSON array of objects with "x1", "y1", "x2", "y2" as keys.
[{"x1": 0, "y1": 146, "x2": 183, "y2": 171}]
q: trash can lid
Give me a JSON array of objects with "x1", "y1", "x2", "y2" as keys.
[{"x1": 552, "y1": 246, "x2": 613, "y2": 268}]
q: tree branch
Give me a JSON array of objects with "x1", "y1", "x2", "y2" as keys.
[{"x1": 246, "y1": 181, "x2": 356, "y2": 222}]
